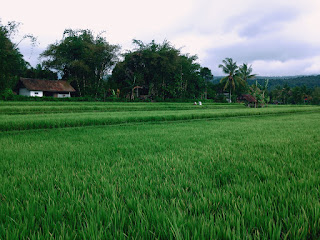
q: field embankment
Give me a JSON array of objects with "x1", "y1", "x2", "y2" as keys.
[{"x1": 0, "y1": 102, "x2": 319, "y2": 131}]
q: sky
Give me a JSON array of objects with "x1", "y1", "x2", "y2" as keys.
[{"x1": 1, "y1": 0, "x2": 320, "y2": 76}]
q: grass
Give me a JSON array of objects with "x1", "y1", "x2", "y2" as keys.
[
  {"x1": 0, "y1": 102, "x2": 244, "y2": 115},
  {"x1": 0, "y1": 102, "x2": 319, "y2": 239},
  {"x1": 0, "y1": 102, "x2": 319, "y2": 131},
  {"x1": 0, "y1": 101, "x2": 316, "y2": 115}
]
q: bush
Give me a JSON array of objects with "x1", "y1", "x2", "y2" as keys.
[
  {"x1": 1, "y1": 88, "x2": 15, "y2": 100},
  {"x1": 214, "y1": 94, "x2": 228, "y2": 103}
]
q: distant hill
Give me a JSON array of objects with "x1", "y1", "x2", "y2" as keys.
[{"x1": 212, "y1": 75, "x2": 320, "y2": 90}]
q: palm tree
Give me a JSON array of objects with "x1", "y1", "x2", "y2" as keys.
[
  {"x1": 218, "y1": 58, "x2": 243, "y2": 103},
  {"x1": 237, "y1": 63, "x2": 257, "y2": 83}
]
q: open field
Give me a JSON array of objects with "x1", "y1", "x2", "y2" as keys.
[
  {"x1": 0, "y1": 102, "x2": 245, "y2": 115},
  {"x1": 0, "y1": 102, "x2": 319, "y2": 131},
  {"x1": 0, "y1": 101, "x2": 317, "y2": 115},
  {"x1": 0, "y1": 102, "x2": 320, "y2": 239}
]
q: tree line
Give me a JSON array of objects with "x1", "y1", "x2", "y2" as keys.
[{"x1": 0, "y1": 20, "x2": 319, "y2": 104}]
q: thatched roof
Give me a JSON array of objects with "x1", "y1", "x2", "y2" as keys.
[{"x1": 19, "y1": 78, "x2": 76, "y2": 92}]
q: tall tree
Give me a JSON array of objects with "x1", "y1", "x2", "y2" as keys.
[
  {"x1": 110, "y1": 40, "x2": 203, "y2": 100},
  {"x1": 249, "y1": 80, "x2": 269, "y2": 108},
  {"x1": 218, "y1": 58, "x2": 243, "y2": 103},
  {"x1": 237, "y1": 63, "x2": 257, "y2": 83},
  {"x1": 200, "y1": 67, "x2": 213, "y2": 99},
  {"x1": 311, "y1": 87, "x2": 320, "y2": 105},
  {"x1": 41, "y1": 29, "x2": 120, "y2": 97},
  {"x1": 281, "y1": 84, "x2": 291, "y2": 104},
  {"x1": 0, "y1": 20, "x2": 35, "y2": 93}
]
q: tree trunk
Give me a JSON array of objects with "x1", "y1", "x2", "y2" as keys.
[
  {"x1": 162, "y1": 77, "x2": 165, "y2": 100},
  {"x1": 205, "y1": 82, "x2": 207, "y2": 99},
  {"x1": 76, "y1": 79, "x2": 82, "y2": 97},
  {"x1": 83, "y1": 77, "x2": 86, "y2": 96}
]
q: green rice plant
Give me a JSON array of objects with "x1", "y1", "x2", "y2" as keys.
[
  {"x1": 0, "y1": 105, "x2": 319, "y2": 131},
  {"x1": 0, "y1": 111, "x2": 319, "y2": 239},
  {"x1": 0, "y1": 101, "x2": 244, "y2": 115}
]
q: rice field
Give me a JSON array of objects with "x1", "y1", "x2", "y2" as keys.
[
  {"x1": 0, "y1": 102, "x2": 243, "y2": 115},
  {"x1": 0, "y1": 102, "x2": 319, "y2": 239},
  {"x1": 0, "y1": 102, "x2": 319, "y2": 132}
]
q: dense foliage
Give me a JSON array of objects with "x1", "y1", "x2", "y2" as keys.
[
  {"x1": 109, "y1": 40, "x2": 207, "y2": 100},
  {"x1": 252, "y1": 75, "x2": 320, "y2": 90},
  {"x1": 24, "y1": 63, "x2": 58, "y2": 80},
  {"x1": 0, "y1": 21, "x2": 28, "y2": 93},
  {"x1": 214, "y1": 61, "x2": 320, "y2": 105},
  {"x1": 41, "y1": 29, "x2": 120, "y2": 97},
  {"x1": 218, "y1": 58, "x2": 247, "y2": 103},
  {"x1": 270, "y1": 84, "x2": 320, "y2": 104},
  {"x1": 213, "y1": 75, "x2": 320, "y2": 91}
]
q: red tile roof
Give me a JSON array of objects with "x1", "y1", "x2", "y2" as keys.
[{"x1": 20, "y1": 78, "x2": 76, "y2": 92}]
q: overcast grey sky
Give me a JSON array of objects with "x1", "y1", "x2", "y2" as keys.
[{"x1": 1, "y1": 0, "x2": 320, "y2": 76}]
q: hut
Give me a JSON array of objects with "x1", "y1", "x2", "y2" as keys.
[{"x1": 16, "y1": 78, "x2": 76, "y2": 98}]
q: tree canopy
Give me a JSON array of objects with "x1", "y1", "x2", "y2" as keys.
[
  {"x1": 41, "y1": 29, "x2": 120, "y2": 97},
  {"x1": 218, "y1": 58, "x2": 245, "y2": 103},
  {"x1": 200, "y1": 67, "x2": 213, "y2": 99},
  {"x1": 237, "y1": 63, "x2": 257, "y2": 83},
  {"x1": 24, "y1": 64, "x2": 58, "y2": 80},
  {"x1": 110, "y1": 40, "x2": 205, "y2": 100},
  {"x1": 0, "y1": 21, "x2": 29, "y2": 93}
]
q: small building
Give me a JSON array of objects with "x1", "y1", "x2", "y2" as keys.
[{"x1": 16, "y1": 78, "x2": 76, "y2": 98}]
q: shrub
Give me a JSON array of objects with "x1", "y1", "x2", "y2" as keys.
[{"x1": 1, "y1": 88, "x2": 15, "y2": 100}]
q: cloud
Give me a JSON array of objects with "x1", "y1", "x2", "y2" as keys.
[
  {"x1": 304, "y1": 57, "x2": 320, "y2": 74},
  {"x1": 2, "y1": 0, "x2": 320, "y2": 76},
  {"x1": 251, "y1": 57, "x2": 320, "y2": 76},
  {"x1": 192, "y1": 0, "x2": 320, "y2": 75},
  {"x1": 236, "y1": 8, "x2": 299, "y2": 38},
  {"x1": 206, "y1": 38, "x2": 320, "y2": 76},
  {"x1": 209, "y1": 37, "x2": 320, "y2": 62}
]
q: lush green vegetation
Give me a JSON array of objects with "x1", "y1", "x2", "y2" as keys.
[
  {"x1": 213, "y1": 75, "x2": 320, "y2": 90},
  {"x1": 41, "y1": 29, "x2": 120, "y2": 97},
  {"x1": 0, "y1": 21, "x2": 30, "y2": 92},
  {"x1": 213, "y1": 76, "x2": 320, "y2": 105},
  {"x1": 0, "y1": 102, "x2": 242, "y2": 115},
  {"x1": 109, "y1": 40, "x2": 205, "y2": 100},
  {"x1": 0, "y1": 102, "x2": 319, "y2": 131},
  {"x1": 252, "y1": 75, "x2": 320, "y2": 90},
  {"x1": 1, "y1": 19, "x2": 320, "y2": 104},
  {"x1": 0, "y1": 102, "x2": 320, "y2": 239},
  {"x1": 0, "y1": 20, "x2": 56, "y2": 95}
]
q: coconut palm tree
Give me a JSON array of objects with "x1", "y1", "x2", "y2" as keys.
[
  {"x1": 237, "y1": 63, "x2": 257, "y2": 83},
  {"x1": 218, "y1": 58, "x2": 243, "y2": 103}
]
